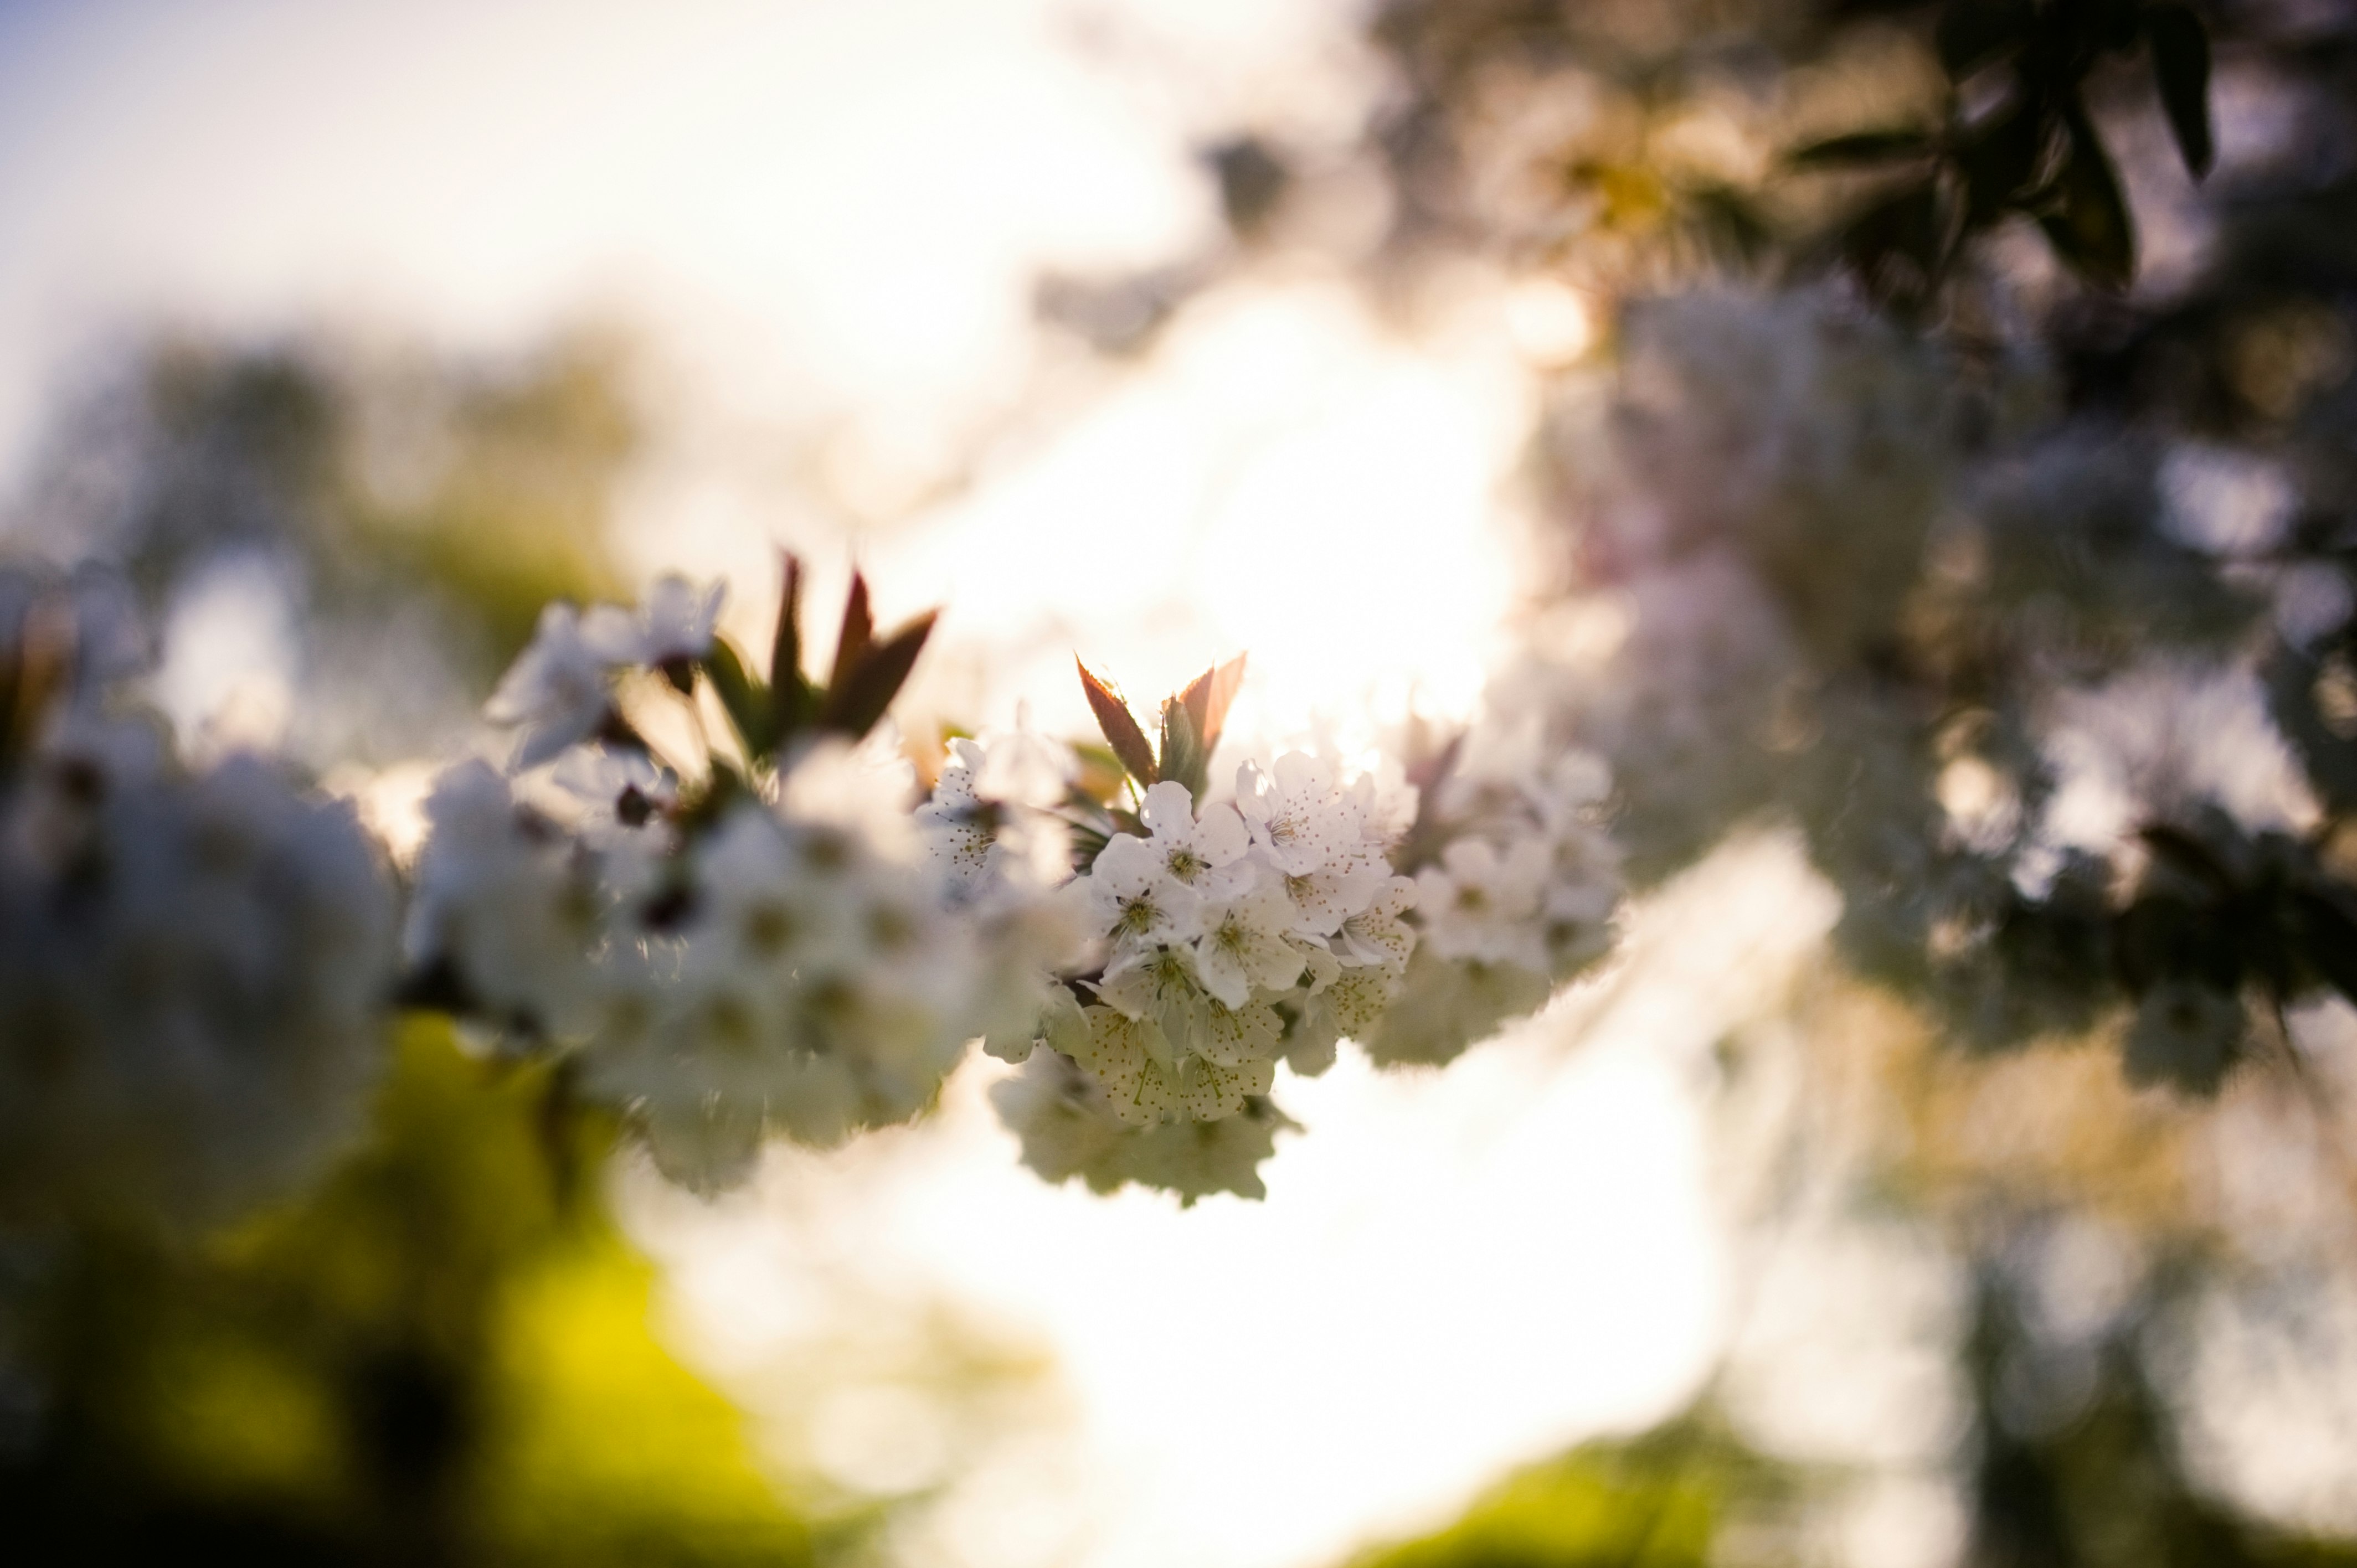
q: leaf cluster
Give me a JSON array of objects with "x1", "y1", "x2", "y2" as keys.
[
  {"x1": 1074, "y1": 653, "x2": 1246, "y2": 807},
  {"x1": 1791, "y1": 0, "x2": 2215, "y2": 311},
  {"x1": 701, "y1": 554, "x2": 936, "y2": 771}
]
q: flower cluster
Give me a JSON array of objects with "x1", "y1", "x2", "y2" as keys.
[
  {"x1": 1363, "y1": 724, "x2": 1624, "y2": 1068},
  {"x1": 0, "y1": 567, "x2": 395, "y2": 1232},
  {"x1": 976, "y1": 658, "x2": 1626, "y2": 1201},
  {"x1": 403, "y1": 562, "x2": 1081, "y2": 1192},
  {"x1": 1064, "y1": 755, "x2": 1412, "y2": 1121}
]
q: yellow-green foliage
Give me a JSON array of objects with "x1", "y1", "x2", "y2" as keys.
[
  {"x1": 1346, "y1": 1423, "x2": 1790, "y2": 1568},
  {"x1": 23, "y1": 1018, "x2": 809, "y2": 1566}
]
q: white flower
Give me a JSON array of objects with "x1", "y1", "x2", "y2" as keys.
[
  {"x1": 1067, "y1": 1003, "x2": 1274, "y2": 1125},
  {"x1": 569, "y1": 576, "x2": 724, "y2": 669},
  {"x1": 548, "y1": 746, "x2": 675, "y2": 843},
  {"x1": 1360, "y1": 947, "x2": 1554, "y2": 1068},
  {"x1": 580, "y1": 787, "x2": 989, "y2": 1173},
  {"x1": 1337, "y1": 874, "x2": 1419, "y2": 972},
  {"x1": 1414, "y1": 837, "x2": 1549, "y2": 971},
  {"x1": 1137, "y1": 780, "x2": 1254, "y2": 899},
  {"x1": 779, "y1": 731, "x2": 920, "y2": 856},
  {"x1": 1095, "y1": 943, "x2": 1284, "y2": 1075},
  {"x1": 633, "y1": 575, "x2": 725, "y2": 666},
  {"x1": 1272, "y1": 854, "x2": 1390, "y2": 939},
  {"x1": 989, "y1": 1048, "x2": 1295, "y2": 1202},
  {"x1": 1087, "y1": 832, "x2": 1205, "y2": 948},
  {"x1": 1095, "y1": 942, "x2": 1206, "y2": 1045},
  {"x1": 1285, "y1": 965, "x2": 1401, "y2": 1072},
  {"x1": 972, "y1": 704, "x2": 1078, "y2": 810},
  {"x1": 918, "y1": 735, "x2": 1074, "y2": 899},
  {"x1": 916, "y1": 739, "x2": 996, "y2": 891},
  {"x1": 1191, "y1": 879, "x2": 1305, "y2": 1007},
  {"x1": 486, "y1": 603, "x2": 623, "y2": 768},
  {"x1": 0, "y1": 724, "x2": 395, "y2": 1231},
  {"x1": 1236, "y1": 754, "x2": 1366, "y2": 877},
  {"x1": 405, "y1": 760, "x2": 608, "y2": 1037}
]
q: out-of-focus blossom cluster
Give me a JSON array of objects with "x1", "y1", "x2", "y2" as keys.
[
  {"x1": 1367, "y1": 728, "x2": 1624, "y2": 1069},
  {"x1": 0, "y1": 566, "x2": 395, "y2": 1232},
  {"x1": 403, "y1": 565, "x2": 1082, "y2": 1193},
  {"x1": 1503, "y1": 281, "x2": 2357, "y2": 1095}
]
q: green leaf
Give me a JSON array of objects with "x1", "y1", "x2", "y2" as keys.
[
  {"x1": 1067, "y1": 740, "x2": 1132, "y2": 808},
  {"x1": 2037, "y1": 106, "x2": 2137, "y2": 290},
  {"x1": 2145, "y1": 3, "x2": 2214, "y2": 179},
  {"x1": 1077, "y1": 658, "x2": 1158, "y2": 789},
  {"x1": 1785, "y1": 128, "x2": 1936, "y2": 169},
  {"x1": 815, "y1": 610, "x2": 936, "y2": 740},
  {"x1": 1158, "y1": 697, "x2": 1207, "y2": 801},
  {"x1": 703, "y1": 635, "x2": 776, "y2": 759},
  {"x1": 1937, "y1": 0, "x2": 2034, "y2": 79}
]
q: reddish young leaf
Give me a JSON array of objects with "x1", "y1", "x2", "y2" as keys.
[
  {"x1": 1180, "y1": 666, "x2": 1217, "y2": 748},
  {"x1": 1202, "y1": 652, "x2": 1246, "y2": 754},
  {"x1": 770, "y1": 551, "x2": 804, "y2": 686},
  {"x1": 1077, "y1": 657, "x2": 1159, "y2": 788},
  {"x1": 831, "y1": 570, "x2": 874, "y2": 688},
  {"x1": 817, "y1": 609, "x2": 936, "y2": 739},
  {"x1": 768, "y1": 551, "x2": 814, "y2": 742},
  {"x1": 1178, "y1": 654, "x2": 1249, "y2": 759}
]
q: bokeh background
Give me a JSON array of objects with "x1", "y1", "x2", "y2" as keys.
[{"x1": 6, "y1": 2, "x2": 2357, "y2": 1566}]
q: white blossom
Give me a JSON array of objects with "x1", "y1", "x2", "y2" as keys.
[
  {"x1": 547, "y1": 745, "x2": 676, "y2": 844},
  {"x1": 1190, "y1": 879, "x2": 1305, "y2": 1007},
  {"x1": 575, "y1": 782, "x2": 1004, "y2": 1180},
  {"x1": 989, "y1": 1046, "x2": 1294, "y2": 1203},
  {"x1": 1236, "y1": 754, "x2": 1366, "y2": 877},
  {"x1": 485, "y1": 603, "x2": 625, "y2": 768},
  {"x1": 627, "y1": 575, "x2": 725, "y2": 666},
  {"x1": 1337, "y1": 874, "x2": 1419, "y2": 972},
  {"x1": 1087, "y1": 832, "x2": 1205, "y2": 950},
  {"x1": 917, "y1": 734, "x2": 1075, "y2": 900},
  {"x1": 971, "y1": 703, "x2": 1078, "y2": 810},
  {"x1": 1414, "y1": 838, "x2": 1550, "y2": 971},
  {"x1": 0, "y1": 721, "x2": 395, "y2": 1231},
  {"x1": 404, "y1": 759, "x2": 609, "y2": 1038},
  {"x1": 1135, "y1": 780, "x2": 1254, "y2": 900}
]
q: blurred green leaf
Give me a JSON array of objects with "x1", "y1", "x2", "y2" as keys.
[
  {"x1": 1158, "y1": 697, "x2": 1206, "y2": 801},
  {"x1": 704, "y1": 636, "x2": 776, "y2": 760}
]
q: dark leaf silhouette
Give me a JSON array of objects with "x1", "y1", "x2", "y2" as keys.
[{"x1": 2145, "y1": 4, "x2": 2215, "y2": 179}]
